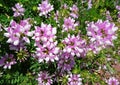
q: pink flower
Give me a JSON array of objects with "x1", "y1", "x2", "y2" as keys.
[
  {"x1": 4, "y1": 19, "x2": 33, "y2": 46},
  {"x1": 33, "y1": 23, "x2": 59, "y2": 62},
  {"x1": 57, "y1": 52, "x2": 75, "y2": 72},
  {"x1": 62, "y1": 34, "x2": 86, "y2": 57},
  {"x1": 67, "y1": 73, "x2": 82, "y2": 85},
  {"x1": 0, "y1": 24, "x2": 3, "y2": 31},
  {"x1": 116, "y1": 5, "x2": 120, "y2": 11},
  {"x1": 88, "y1": 0, "x2": 92, "y2": 9},
  {"x1": 106, "y1": 11, "x2": 112, "y2": 21},
  {"x1": 35, "y1": 41, "x2": 59, "y2": 62},
  {"x1": 62, "y1": 17, "x2": 78, "y2": 32},
  {"x1": 38, "y1": 0, "x2": 53, "y2": 16},
  {"x1": 33, "y1": 23, "x2": 57, "y2": 46},
  {"x1": 61, "y1": 4, "x2": 68, "y2": 9},
  {"x1": 0, "y1": 54, "x2": 16, "y2": 69},
  {"x1": 37, "y1": 71, "x2": 53, "y2": 85},
  {"x1": 12, "y1": 3, "x2": 25, "y2": 17},
  {"x1": 70, "y1": 5, "x2": 79, "y2": 18},
  {"x1": 86, "y1": 19, "x2": 118, "y2": 47},
  {"x1": 107, "y1": 77, "x2": 119, "y2": 85}
]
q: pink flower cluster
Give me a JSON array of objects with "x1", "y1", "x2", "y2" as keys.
[
  {"x1": 33, "y1": 23, "x2": 57, "y2": 46},
  {"x1": 4, "y1": 19, "x2": 34, "y2": 46},
  {"x1": 58, "y1": 52, "x2": 75, "y2": 72},
  {"x1": 70, "y1": 5, "x2": 79, "y2": 18},
  {"x1": 37, "y1": 71, "x2": 53, "y2": 85},
  {"x1": 62, "y1": 34, "x2": 86, "y2": 57},
  {"x1": 38, "y1": 0, "x2": 53, "y2": 16},
  {"x1": 88, "y1": 0, "x2": 92, "y2": 9},
  {"x1": 33, "y1": 23, "x2": 59, "y2": 62},
  {"x1": 62, "y1": 17, "x2": 78, "y2": 32},
  {"x1": 87, "y1": 20, "x2": 118, "y2": 53},
  {"x1": 67, "y1": 73, "x2": 82, "y2": 85},
  {"x1": 12, "y1": 3, "x2": 25, "y2": 17},
  {"x1": 0, "y1": 54, "x2": 16, "y2": 69},
  {"x1": 107, "y1": 77, "x2": 119, "y2": 85},
  {"x1": 1, "y1": 1, "x2": 119, "y2": 85}
]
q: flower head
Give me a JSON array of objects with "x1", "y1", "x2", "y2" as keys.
[
  {"x1": 106, "y1": 11, "x2": 112, "y2": 21},
  {"x1": 70, "y1": 5, "x2": 79, "y2": 18},
  {"x1": 4, "y1": 19, "x2": 33, "y2": 46},
  {"x1": 0, "y1": 54, "x2": 16, "y2": 69},
  {"x1": 35, "y1": 41, "x2": 59, "y2": 62},
  {"x1": 62, "y1": 34, "x2": 86, "y2": 57},
  {"x1": 33, "y1": 23, "x2": 57, "y2": 46},
  {"x1": 107, "y1": 77, "x2": 119, "y2": 85},
  {"x1": 116, "y1": 5, "x2": 120, "y2": 11},
  {"x1": 33, "y1": 23, "x2": 59, "y2": 63},
  {"x1": 62, "y1": 17, "x2": 78, "y2": 32},
  {"x1": 67, "y1": 73, "x2": 82, "y2": 85},
  {"x1": 37, "y1": 71, "x2": 53, "y2": 85},
  {"x1": 38, "y1": 0, "x2": 53, "y2": 16},
  {"x1": 57, "y1": 52, "x2": 75, "y2": 72},
  {"x1": 12, "y1": 3, "x2": 25, "y2": 17},
  {"x1": 88, "y1": 0, "x2": 92, "y2": 9},
  {"x1": 86, "y1": 19, "x2": 118, "y2": 47}
]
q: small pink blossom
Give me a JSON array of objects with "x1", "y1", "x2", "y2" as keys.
[
  {"x1": 70, "y1": 5, "x2": 79, "y2": 18},
  {"x1": 88, "y1": 0, "x2": 92, "y2": 9},
  {"x1": 107, "y1": 77, "x2": 119, "y2": 85},
  {"x1": 35, "y1": 41, "x2": 59, "y2": 62},
  {"x1": 62, "y1": 34, "x2": 86, "y2": 57},
  {"x1": 62, "y1": 17, "x2": 78, "y2": 32},
  {"x1": 37, "y1": 71, "x2": 53, "y2": 85},
  {"x1": 116, "y1": 5, "x2": 120, "y2": 11},
  {"x1": 32, "y1": 23, "x2": 57, "y2": 46},
  {"x1": 12, "y1": 3, "x2": 25, "y2": 17},
  {"x1": 67, "y1": 73, "x2": 82, "y2": 85},
  {"x1": 38, "y1": 0, "x2": 53, "y2": 16},
  {"x1": 4, "y1": 19, "x2": 33, "y2": 46},
  {"x1": 86, "y1": 19, "x2": 118, "y2": 47},
  {"x1": 57, "y1": 52, "x2": 75, "y2": 72},
  {"x1": 0, "y1": 54, "x2": 16, "y2": 69}
]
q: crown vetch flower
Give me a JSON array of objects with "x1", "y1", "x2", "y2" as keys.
[
  {"x1": 67, "y1": 73, "x2": 82, "y2": 85},
  {"x1": 37, "y1": 71, "x2": 53, "y2": 85},
  {"x1": 86, "y1": 19, "x2": 118, "y2": 47},
  {"x1": 33, "y1": 23, "x2": 57, "y2": 46},
  {"x1": 62, "y1": 17, "x2": 78, "y2": 32},
  {"x1": 62, "y1": 34, "x2": 86, "y2": 57},
  {"x1": 38, "y1": 0, "x2": 53, "y2": 16},
  {"x1": 70, "y1": 5, "x2": 79, "y2": 18},
  {"x1": 35, "y1": 41, "x2": 59, "y2": 62},
  {"x1": 107, "y1": 77, "x2": 119, "y2": 85},
  {"x1": 12, "y1": 3, "x2": 25, "y2": 17},
  {"x1": 88, "y1": 0, "x2": 92, "y2": 9},
  {"x1": 57, "y1": 52, "x2": 75, "y2": 72},
  {"x1": 0, "y1": 54, "x2": 16, "y2": 69},
  {"x1": 4, "y1": 19, "x2": 33, "y2": 46},
  {"x1": 106, "y1": 11, "x2": 112, "y2": 21},
  {"x1": 33, "y1": 23, "x2": 59, "y2": 62},
  {"x1": 116, "y1": 5, "x2": 120, "y2": 11}
]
